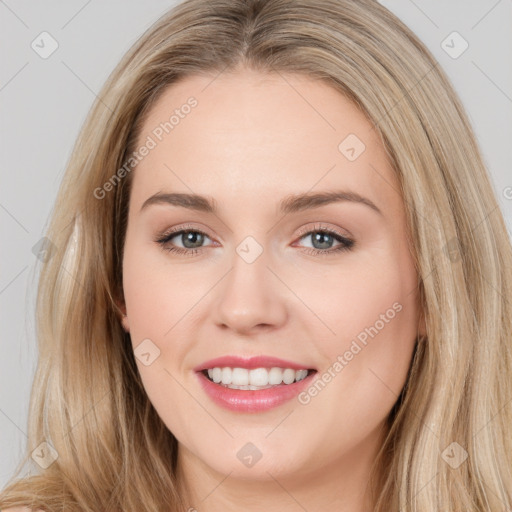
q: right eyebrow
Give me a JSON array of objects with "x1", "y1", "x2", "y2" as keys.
[{"x1": 140, "y1": 192, "x2": 217, "y2": 213}]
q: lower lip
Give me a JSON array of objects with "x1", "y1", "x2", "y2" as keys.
[{"x1": 195, "y1": 370, "x2": 317, "y2": 413}]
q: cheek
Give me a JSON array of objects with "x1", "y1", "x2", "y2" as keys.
[
  {"x1": 122, "y1": 240, "x2": 203, "y2": 341},
  {"x1": 302, "y1": 250, "x2": 418, "y2": 412},
  {"x1": 121, "y1": 241, "x2": 217, "y2": 398},
  {"x1": 289, "y1": 259, "x2": 418, "y2": 454},
  {"x1": 121, "y1": 244, "x2": 197, "y2": 434},
  {"x1": 296, "y1": 244, "x2": 419, "y2": 391}
]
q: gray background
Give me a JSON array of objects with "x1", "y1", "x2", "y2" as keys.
[{"x1": 1, "y1": 0, "x2": 511, "y2": 489}]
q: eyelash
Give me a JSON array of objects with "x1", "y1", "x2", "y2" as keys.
[{"x1": 155, "y1": 223, "x2": 355, "y2": 258}]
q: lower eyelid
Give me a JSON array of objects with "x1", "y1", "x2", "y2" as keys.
[
  {"x1": 164, "y1": 230, "x2": 215, "y2": 247},
  {"x1": 156, "y1": 228, "x2": 353, "y2": 253}
]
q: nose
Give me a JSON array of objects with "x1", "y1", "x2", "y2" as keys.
[{"x1": 212, "y1": 246, "x2": 288, "y2": 335}]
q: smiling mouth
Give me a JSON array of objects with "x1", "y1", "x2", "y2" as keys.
[{"x1": 200, "y1": 367, "x2": 317, "y2": 390}]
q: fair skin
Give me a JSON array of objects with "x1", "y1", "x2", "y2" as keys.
[{"x1": 118, "y1": 67, "x2": 425, "y2": 512}]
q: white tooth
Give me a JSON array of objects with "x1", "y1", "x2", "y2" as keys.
[
  {"x1": 221, "y1": 367, "x2": 232, "y2": 385},
  {"x1": 268, "y1": 367, "x2": 283, "y2": 385},
  {"x1": 212, "y1": 367, "x2": 222, "y2": 383},
  {"x1": 282, "y1": 368, "x2": 296, "y2": 384},
  {"x1": 249, "y1": 368, "x2": 269, "y2": 386},
  {"x1": 295, "y1": 369, "x2": 308, "y2": 382},
  {"x1": 210, "y1": 366, "x2": 309, "y2": 387},
  {"x1": 231, "y1": 368, "x2": 249, "y2": 386}
]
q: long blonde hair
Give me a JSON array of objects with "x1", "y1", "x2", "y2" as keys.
[{"x1": 2, "y1": 0, "x2": 511, "y2": 510}]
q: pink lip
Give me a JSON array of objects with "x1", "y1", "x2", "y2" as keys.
[
  {"x1": 193, "y1": 355, "x2": 315, "y2": 372},
  {"x1": 195, "y1": 370, "x2": 317, "y2": 413}
]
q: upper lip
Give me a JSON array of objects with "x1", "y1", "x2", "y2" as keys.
[{"x1": 194, "y1": 355, "x2": 316, "y2": 372}]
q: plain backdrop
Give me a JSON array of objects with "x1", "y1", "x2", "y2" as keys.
[{"x1": 1, "y1": 0, "x2": 511, "y2": 489}]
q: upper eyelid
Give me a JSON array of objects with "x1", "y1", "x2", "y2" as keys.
[
  {"x1": 160, "y1": 224, "x2": 352, "y2": 245},
  {"x1": 158, "y1": 228, "x2": 353, "y2": 259},
  {"x1": 295, "y1": 222, "x2": 352, "y2": 239}
]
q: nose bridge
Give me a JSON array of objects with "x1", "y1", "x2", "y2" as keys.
[{"x1": 212, "y1": 234, "x2": 287, "y2": 332}]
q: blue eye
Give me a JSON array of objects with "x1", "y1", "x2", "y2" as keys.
[
  {"x1": 155, "y1": 225, "x2": 354, "y2": 257},
  {"x1": 297, "y1": 229, "x2": 354, "y2": 256},
  {"x1": 156, "y1": 228, "x2": 213, "y2": 256}
]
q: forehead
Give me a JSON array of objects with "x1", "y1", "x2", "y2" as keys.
[{"x1": 129, "y1": 69, "x2": 399, "y2": 217}]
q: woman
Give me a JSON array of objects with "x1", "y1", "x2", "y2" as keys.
[{"x1": 1, "y1": 0, "x2": 511, "y2": 510}]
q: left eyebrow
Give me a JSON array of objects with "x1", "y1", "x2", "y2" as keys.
[
  {"x1": 139, "y1": 189, "x2": 382, "y2": 216},
  {"x1": 280, "y1": 190, "x2": 382, "y2": 216}
]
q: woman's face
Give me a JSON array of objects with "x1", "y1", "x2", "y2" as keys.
[{"x1": 121, "y1": 68, "x2": 423, "y2": 496}]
